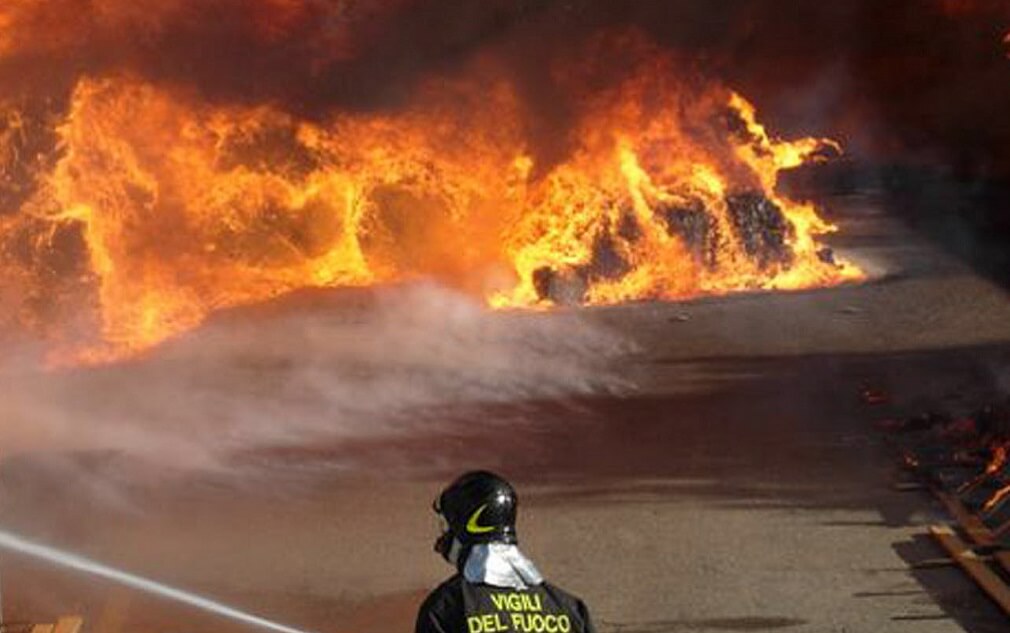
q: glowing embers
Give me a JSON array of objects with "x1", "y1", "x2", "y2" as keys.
[
  {"x1": 888, "y1": 399, "x2": 1010, "y2": 535},
  {"x1": 962, "y1": 439, "x2": 1010, "y2": 514}
]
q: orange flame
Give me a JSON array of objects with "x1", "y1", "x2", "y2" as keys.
[
  {"x1": 0, "y1": 43, "x2": 862, "y2": 365},
  {"x1": 987, "y1": 442, "x2": 1009, "y2": 475},
  {"x1": 984, "y1": 483, "x2": 1010, "y2": 513},
  {"x1": 979, "y1": 442, "x2": 1010, "y2": 512}
]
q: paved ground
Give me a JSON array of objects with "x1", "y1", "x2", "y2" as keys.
[{"x1": 2, "y1": 193, "x2": 1010, "y2": 633}]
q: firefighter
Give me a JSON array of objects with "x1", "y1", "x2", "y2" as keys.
[{"x1": 416, "y1": 471, "x2": 596, "y2": 633}]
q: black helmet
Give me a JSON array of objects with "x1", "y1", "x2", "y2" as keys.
[{"x1": 433, "y1": 471, "x2": 517, "y2": 563}]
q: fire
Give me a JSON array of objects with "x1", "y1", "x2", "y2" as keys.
[
  {"x1": 984, "y1": 482, "x2": 1010, "y2": 513},
  {"x1": 488, "y1": 81, "x2": 857, "y2": 308},
  {"x1": 978, "y1": 441, "x2": 1010, "y2": 512},
  {"x1": 956, "y1": 439, "x2": 1007, "y2": 495},
  {"x1": 987, "y1": 442, "x2": 1009, "y2": 475},
  {"x1": 0, "y1": 33, "x2": 862, "y2": 365}
]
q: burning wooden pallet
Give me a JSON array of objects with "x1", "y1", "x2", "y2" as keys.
[{"x1": 882, "y1": 398, "x2": 1010, "y2": 615}]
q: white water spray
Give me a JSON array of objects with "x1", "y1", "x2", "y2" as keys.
[{"x1": 0, "y1": 528, "x2": 315, "y2": 633}]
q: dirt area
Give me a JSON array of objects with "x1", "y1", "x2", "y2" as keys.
[{"x1": 1, "y1": 193, "x2": 1010, "y2": 633}]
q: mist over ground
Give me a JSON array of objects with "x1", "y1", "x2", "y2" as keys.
[{"x1": 0, "y1": 284, "x2": 632, "y2": 493}]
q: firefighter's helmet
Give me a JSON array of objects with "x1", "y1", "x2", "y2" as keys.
[{"x1": 433, "y1": 470, "x2": 518, "y2": 563}]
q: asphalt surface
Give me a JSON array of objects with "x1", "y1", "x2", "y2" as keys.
[{"x1": 2, "y1": 193, "x2": 1010, "y2": 633}]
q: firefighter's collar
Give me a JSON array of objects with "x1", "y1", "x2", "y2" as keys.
[{"x1": 463, "y1": 543, "x2": 544, "y2": 590}]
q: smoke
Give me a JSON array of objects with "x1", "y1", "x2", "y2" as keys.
[
  {"x1": 0, "y1": 0, "x2": 553, "y2": 114},
  {"x1": 3, "y1": 0, "x2": 1009, "y2": 153},
  {"x1": 5, "y1": 0, "x2": 1008, "y2": 181},
  {"x1": 0, "y1": 283, "x2": 632, "y2": 487}
]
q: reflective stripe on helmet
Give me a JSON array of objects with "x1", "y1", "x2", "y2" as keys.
[{"x1": 466, "y1": 504, "x2": 497, "y2": 534}]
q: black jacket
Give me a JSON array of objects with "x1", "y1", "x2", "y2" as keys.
[{"x1": 416, "y1": 575, "x2": 596, "y2": 633}]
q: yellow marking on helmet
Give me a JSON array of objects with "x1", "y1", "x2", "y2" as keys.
[{"x1": 466, "y1": 504, "x2": 496, "y2": 534}]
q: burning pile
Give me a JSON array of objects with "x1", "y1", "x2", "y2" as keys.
[{"x1": 0, "y1": 3, "x2": 861, "y2": 364}]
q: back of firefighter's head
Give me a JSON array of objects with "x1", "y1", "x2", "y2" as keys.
[{"x1": 433, "y1": 470, "x2": 518, "y2": 565}]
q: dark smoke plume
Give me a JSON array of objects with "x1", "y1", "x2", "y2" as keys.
[
  {"x1": 4, "y1": 0, "x2": 1009, "y2": 175},
  {"x1": 0, "y1": 0, "x2": 554, "y2": 114}
]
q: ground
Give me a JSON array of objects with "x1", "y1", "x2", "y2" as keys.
[{"x1": 2, "y1": 192, "x2": 1010, "y2": 633}]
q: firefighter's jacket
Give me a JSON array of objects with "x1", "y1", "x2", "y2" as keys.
[{"x1": 416, "y1": 546, "x2": 596, "y2": 633}]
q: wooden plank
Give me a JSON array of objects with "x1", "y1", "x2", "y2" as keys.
[
  {"x1": 933, "y1": 489, "x2": 996, "y2": 546},
  {"x1": 931, "y1": 487, "x2": 1010, "y2": 579},
  {"x1": 52, "y1": 617, "x2": 82, "y2": 633},
  {"x1": 930, "y1": 524, "x2": 1010, "y2": 615}
]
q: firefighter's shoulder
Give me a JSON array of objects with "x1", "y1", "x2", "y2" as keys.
[
  {"x1": 539, "y1": 582, "x2": 594, "y2": 630},
  {"x1": 417, "y1": 574, "x2": 467, "y2": 633}
]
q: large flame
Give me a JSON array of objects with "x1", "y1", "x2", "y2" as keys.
[{"x1": 0, "y1": 31, "x2": 861, "y2": 365}]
